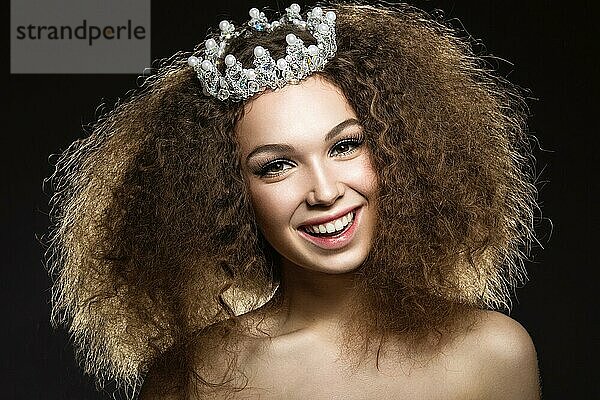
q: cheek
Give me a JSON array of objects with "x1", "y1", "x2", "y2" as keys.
[
  {"x1": 345, "y1": 155, "x2": 378, "y2": 196},
  {"x1": 363, "y1": 164, "x2": 379, "y2": 194},
  {"x1": 249, "y1": 182, "x2": 301, "y2": 233}
]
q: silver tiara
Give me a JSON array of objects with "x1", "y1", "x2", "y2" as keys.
[{"x1": 187, "y1": 4, "x2": 337, "y2": 102}]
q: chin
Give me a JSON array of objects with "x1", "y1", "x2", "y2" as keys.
[{"x1": 285, "y1": 244, "x2": 370, "y2": 275}]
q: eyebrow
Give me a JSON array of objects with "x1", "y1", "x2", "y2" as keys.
[{"x1": 245, "y1": 118, "x2": 361, "y2": 163}]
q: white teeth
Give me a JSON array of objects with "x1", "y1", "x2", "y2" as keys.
[
  {"x1": 326, "y1": 211, "x2": 354, "y2": 233},
  {"x1": 303, "y1": 210, "x2": 356, "y2": 235},
  {"x1": 334, "y1": 220, "x2": 343, "y2": 231}
]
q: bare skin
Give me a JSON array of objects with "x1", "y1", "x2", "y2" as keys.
[
  {"x1": 140, "y1": 249, "x2": 540, "y2": 399},
  {"x1": 179, "y1": 276, "x2": 540, "y2": 400},
  {"x1": 141, "y1": 296, "x2": 540, "y2": 399},
  {"x1": 140, "y1": 77, "x2": 540, "y2": 399}
]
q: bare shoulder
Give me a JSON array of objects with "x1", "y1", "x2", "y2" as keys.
[
  {"x1": 458, "y1": 310, "x2": 541, "y2": 399},
  {"x1": 139, "y1": 318, "x2": 248, "y2": 399},
  {"x1": 141, "y1": 311, "x2": 279, "y2": 399},
  {"x1": 138, "y1": 343, "x2": 189, "y2": 400}
]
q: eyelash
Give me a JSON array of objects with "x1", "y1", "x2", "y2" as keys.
[{"x1": 255, "y1": 134, "x2": 365, "y2": 178}]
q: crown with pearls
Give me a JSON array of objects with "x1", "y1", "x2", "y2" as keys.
[{"x1": 186, "y1": 4, "x2": 337, "y2": 102}]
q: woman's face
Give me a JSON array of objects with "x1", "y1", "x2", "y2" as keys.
[{"x1": 237, "y1": 76, "x2": 378, "y2": 274}]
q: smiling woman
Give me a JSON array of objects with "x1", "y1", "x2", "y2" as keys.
[
  {"x1": 238, "y1": 77, "x2": 378, "y2": 274},
  {"x1": 46, "y1": 2, "x2": 541, "y2": 399}
]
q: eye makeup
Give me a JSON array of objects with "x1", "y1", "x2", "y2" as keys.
[
  {"x1": 329, "y1": 133, "x2": 364, "y2": 157},
  {"x1": 251, "y1": 132, "x2": 365, "y2": 179}
]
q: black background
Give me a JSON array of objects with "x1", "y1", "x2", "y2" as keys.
[{"x1": 5, "y1": 0, "x2": 598, "y2": 398}]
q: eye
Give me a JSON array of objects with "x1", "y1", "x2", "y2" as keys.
[
  {"x1": 330, "y1": 136, "x2": 364, "y2": 157},
  {"x1": 257, "y1": 159, "x2": 295, "y2": 177}
]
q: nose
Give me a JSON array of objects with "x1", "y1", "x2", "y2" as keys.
[{"x1": 306, "y1": 163, "x2": 345, "y2": 206}]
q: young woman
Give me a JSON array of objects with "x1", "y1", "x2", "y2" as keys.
[{"x1": 47, "y1": 2, "x2": 541, "y2": 399}]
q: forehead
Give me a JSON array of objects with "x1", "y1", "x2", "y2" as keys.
[{"x1": 236, "y1": 76, "x2": 357, "y2": 152}]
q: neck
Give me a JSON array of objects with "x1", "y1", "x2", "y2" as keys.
[{"x1": 273, "y1": 258, "x2": 361, "y2": 337}]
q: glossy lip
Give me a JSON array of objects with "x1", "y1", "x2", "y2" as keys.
[
  {"x1": 297, "y1": 206, "x2": 362, "y2": 250},
  {"x1": 298, "y1": 205, "x2": 359, "y2": 228}
]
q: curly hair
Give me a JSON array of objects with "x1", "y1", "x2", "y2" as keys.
[{"x1": 45, "y1": 1, "x2": 538, "y2": 396}]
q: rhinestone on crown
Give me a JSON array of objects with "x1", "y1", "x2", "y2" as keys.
[{"x1": 186, "y1": 4, "x2": 337, "y2": 102}]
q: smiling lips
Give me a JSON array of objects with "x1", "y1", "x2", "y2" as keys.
[
  {"x1": 303, "y1": 210, "x2": 354, "y2": 236},
  {"x1": 298, "y1": 207, "x2": 361, "y2": 250}
]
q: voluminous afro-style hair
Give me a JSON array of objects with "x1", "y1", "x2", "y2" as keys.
[{"x1": 45, "y1": 1, "x2": 538, "y2": 396}]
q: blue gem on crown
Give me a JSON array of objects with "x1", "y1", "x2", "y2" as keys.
[{"x1": 187, "y1": 4, "x2": 337, "y2": 102}]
